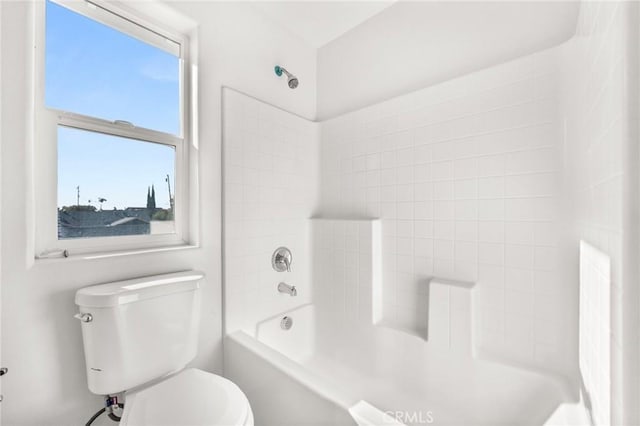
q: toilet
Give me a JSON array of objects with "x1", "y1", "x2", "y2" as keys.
[{"x1": 74, "y1": 271, "x2": 253, "y2": 426}]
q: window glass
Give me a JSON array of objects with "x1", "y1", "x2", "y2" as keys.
[
  {"x1": 57, "y1": 126, "x2": 176, "y2": 239},
  {"x1": 45, "y1": 0, "x2": 181, "y2": 135}
]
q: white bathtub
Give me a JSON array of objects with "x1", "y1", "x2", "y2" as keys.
[{"x1": 225, "y1": 304, "x2": 579, "y2": 426}]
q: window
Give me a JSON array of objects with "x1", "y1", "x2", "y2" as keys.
[{"x1": 35, "y1": 0, "x2": 195, "y2": 256}]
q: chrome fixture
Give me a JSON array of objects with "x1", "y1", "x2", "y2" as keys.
[
  {"x1": 272, "y1": 246, "x2": 292, "y2": 272},
  {"x1": 278, "y1": 282, "x2": 297, "y2": 296},
  {"x1": 73, "y1": 312, "x2": 93, "y2": 323},
  {"x1": 274, "y1": 65, "x2": 299, "y2": 89},
  {"x1": 280, "y1": 316, "x2": 293, "y2": 330}
]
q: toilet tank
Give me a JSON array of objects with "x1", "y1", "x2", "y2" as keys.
[{"x1": 75, "y1": 271, "x2": 204, "y2": 395}]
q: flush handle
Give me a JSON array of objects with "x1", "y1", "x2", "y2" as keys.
[
  {"x1": 0, "y1": 368, "x2": 7, "y2": 376},
  {"x1": 74, "y1": 313, "x2": 93, "y2": 323}
]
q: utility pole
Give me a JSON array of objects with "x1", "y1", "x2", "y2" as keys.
[
  {"x1": 76, "y1": 186, "x2": 80, "y2": 206},
  {"x1": 165, "y1": 174, "x2": 174, "y2": 212}
]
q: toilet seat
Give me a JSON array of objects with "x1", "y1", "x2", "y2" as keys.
[{"x1": 120, "y1": 368, "x2": 253, "y2": 426}]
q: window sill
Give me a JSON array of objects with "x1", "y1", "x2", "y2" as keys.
[{"x1": 34, "y1": 243, "x2": 199, "y2": 264}]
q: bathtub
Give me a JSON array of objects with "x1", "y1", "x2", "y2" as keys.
[{"x1": 224, "y1": 304, "x2": 581, "y2": 426}]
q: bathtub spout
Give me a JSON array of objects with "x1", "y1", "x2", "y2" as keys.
[{"x1": 278, "y1": 282, "x2": 297, "y2": 296}]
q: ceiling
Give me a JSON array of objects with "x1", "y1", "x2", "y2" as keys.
[
  {"x1": 250, "y1": 1, "x2": 396, "y2": 48},
  {"x1": 316, "y1": 1, "x2": 580, "y2": 118}
]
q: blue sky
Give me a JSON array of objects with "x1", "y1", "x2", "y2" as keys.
[{"x1": 46, "y1": 0, "x2": 178, "y2": 209}]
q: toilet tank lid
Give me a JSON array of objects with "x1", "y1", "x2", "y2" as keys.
[{"x1": 75, "y1": 271, "x2": 204, "y2": 308}]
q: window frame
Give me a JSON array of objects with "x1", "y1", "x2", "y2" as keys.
[{"x1": 34, "y1": 0, "x2": 196, "y2": 258}]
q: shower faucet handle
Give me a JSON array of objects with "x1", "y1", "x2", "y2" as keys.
[{"x1": 272, "y1": 247, "x2": 292, "y2": 272}]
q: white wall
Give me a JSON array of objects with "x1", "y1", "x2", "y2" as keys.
[
  {"x1": 0, "y1": 1, "x2": 316, "y2": 424},
  {"x1": 561, "y1": 2, "x2": 639, "y2": 424},
  {"x1": 319, "y1": 47, "x2": 575, "y2": 376},
  {"x1": 172, "y1": 2, "x2": 317, "y2": 121},
  {"x1": 316, "y1": 1, "x2": 578, "y2": 120},
  {"x1": 221, "y1": 88, "x2": 319, "y2": 335}
]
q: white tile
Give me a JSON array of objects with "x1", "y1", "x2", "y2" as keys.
[
  {"x1": 479, "y1": 221, "x2": 505, "y2": 243},
  {"x1": 353, "y1": 155, "x2": 367, "y2": 172},
  {"x1": 434, "y1": 239, "x2": 454, "y2": 260},
  {"x1": 478, "y1": 264, "x2": 505, "y2": 286},
  {"x1": 479, "y1": 243, "x2": 505, "y2": 265},
  {"x1": 414, "y1": 182, "x2": 433, "y2": 201},
  {"x1": 414, "y1": 220, "x2": 434, "y2": 239},
  {"x1": 414, "y1": 256, "x2": 434, "y2": 276},
  {"x1": 397, "y1": 166, "x2": 415, "y2": 184},
  {"x1": 415, "y1": 238, "x2": 434, "y2": 258},
  {"x1": 476, "y1": 284, "x2": 505, "y2": 309},
  {"x1": 454, "y1": 158, "x2": 478, "y2": 179},
  {"x1": 381, "y1": 151, "x2": 397, "y2": 168},
  {"x1": 505, "y1": 290, "x2": 534, "y2": 316},
  {"x1": 534, "y1": 246, "x2": 559, "y2": 271},
  {"x1": 505, "y1": 173, "x2": 556, "y2": 197},
  {"x1": 505, "y1": 267, "x2": 534, "y2": 292},
  {"x1": 396, "y1": 202, "x2": 414, "y2": 220},
  {"x1": 455, "y1": 241, "x2": 478, "y2": 262},
  {"x1": 455, "y1": 179, "x2": 477, "y2": 199},
  {"x1": 380, "y1": 185, "x2": 397, "y2": 202},
  {"x1": 397, "y1": 184, "x2": 414, "y2": 202},
  {"x1": 380, "y1": 168, "x2": 397, "y2": 185},
  {"x1": 414, "y1": 145, "x2": 433, "y2": 163},
  {"x1": 455, "y1": 200, "x2": 478, "y2": 220},
  {"x1": 396, "y1": 220, "x2": 414, "y2": 238},
  {"x1": 434, "y1": 181, "x2": 454, "y2": 200},
  {"x1": 505, "y1": 148, "x2": 557, "y2": 174},
  {"x1": 432, "y1": 142, "x2": 456, "y2": 161},
  {"x1": 505, "y1": 244, "x2": 534, "y2": 269},
  {"x1": 477, "y1": 154, "x2": 505, "y2": 177},
  {"x1": 396, "y1": 148, "x2": 414, "y2": 166},
  {"x1": 456, "y1": 221, "x2": 478, "y2": 241},
  {"x1": 505, "y1": 222, "x2": 534, "y2": 245},
  {"x1": 534, "y1": 222, "x2": 559, "y2": 247},
  {"x1": 434, "y1": 200, "x2": 454, "y2": 220},
  {"x1": 478, "y1": 176, "x2": 505, "y2": 198},
  {"x1": 434, "y1": 220, "x2": 454, "y2": 240},
  {"x1": 432, "y1": 161, "x2": 454, "y2": 181},
  {"x1": 414, "y1": 201, "x2": 433, "y2": 220},
  {"x1": 414, "y1": 163, "x2": 431, "y2": 182},
  {"x1": 534, "y1": 270, "x2": 561, "y2": 294},
  {"x1": 478, "y1": 199, "x2": 505, "y2": 221},
  {"x1": 396, "y1": 254, "x2": 414, "y2": 272}
]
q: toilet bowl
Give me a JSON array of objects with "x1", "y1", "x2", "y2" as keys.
[
  {"x1": 120, "y1": 369, "x2": 253, "y2": 426},
  {"x1": 74, "y1": 271, "x2": 253, "y2": 426}
]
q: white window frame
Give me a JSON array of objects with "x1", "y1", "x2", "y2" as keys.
[{"x1": 33, "y1": 0, "x2": 197, "y2": 258}]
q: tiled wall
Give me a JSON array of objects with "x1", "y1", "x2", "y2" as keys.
[
  {"x1": 222, "y1": 88, "x2": 319, "y2": 334},
  {"x1": 562, "y1": 2, "x2": 639, "y2": 424},
  {"x1": 311, "y1": 219, "x2": 380, "y2": 328},
  {"x1": 221, "y1": 3, "x2": 639, "y2": 422},
  {"x1": 319, "y1": 47, "x2": 573, "y2": 374}
]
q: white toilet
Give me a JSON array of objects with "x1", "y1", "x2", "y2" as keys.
[{"x1": 75, "y1": 271, "x2": 253, "y2": 426}]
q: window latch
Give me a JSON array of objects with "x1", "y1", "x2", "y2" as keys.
[{"x1": 113, "y1": 120, "x2": 135, "y2": 128}]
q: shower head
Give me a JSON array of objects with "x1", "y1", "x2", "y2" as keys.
[{"x1": 275, "y1": 65, "x2": 299, "y2": 89}]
